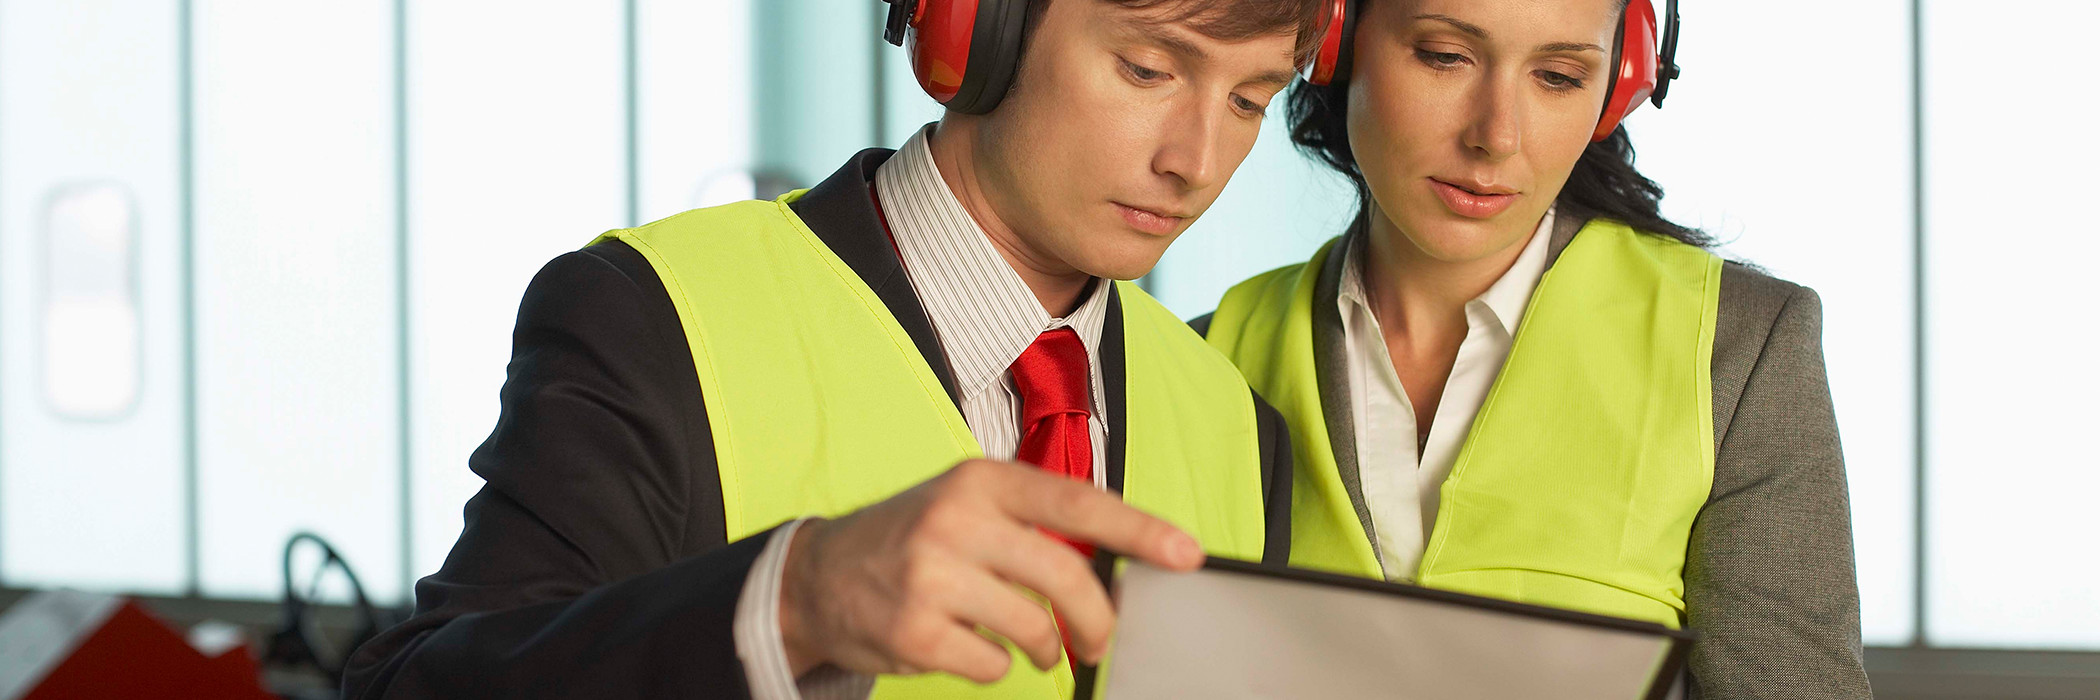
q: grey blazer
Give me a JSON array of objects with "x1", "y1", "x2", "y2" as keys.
[{"x1": 1199, "y1": 209, "x2": 1873, "y2": 699}]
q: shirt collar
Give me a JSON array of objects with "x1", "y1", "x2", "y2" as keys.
[
  {"x1": 1339, "y1": 206, "x2": 1557, "y2": 337},
  {"x1": 874, "y1": 125, "x2": 1112, "y2": 403}
]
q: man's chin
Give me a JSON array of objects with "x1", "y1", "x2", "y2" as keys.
[{"x1": 1073, "y1": 247, "x2": 1171, "y2": 283}]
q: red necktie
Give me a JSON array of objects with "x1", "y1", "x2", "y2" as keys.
[
  {"x1": 1009, "y1": 326, "x2": 1095, "y2": 667},
  {"x1": 1011, "y1": 327, "x2": 1095, "y2": 496}
]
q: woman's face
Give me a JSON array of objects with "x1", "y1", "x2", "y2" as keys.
[{"x1": 1347, "y1": 0, "x2": 1620, "y2": 263}]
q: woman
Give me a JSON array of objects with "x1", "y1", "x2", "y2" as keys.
[{"x1": 1197, "y1": 0, "x2": 1871, "y2": 696}]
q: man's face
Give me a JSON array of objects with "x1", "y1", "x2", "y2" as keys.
[{"x1": 967, "y1": 0, "x2": 1300, "y2": 281}]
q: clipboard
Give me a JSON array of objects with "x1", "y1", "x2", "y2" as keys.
[{"x1": 1077, "y1": 557, "x2": 1693, "y2": 699}]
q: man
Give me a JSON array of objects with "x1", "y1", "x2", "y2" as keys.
[{"x1": 344, "y1": 0, "x2": 1323, "y2": 697}]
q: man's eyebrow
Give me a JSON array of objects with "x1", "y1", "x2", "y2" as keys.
[
  {"x1": 1250, "y1": 68, "x2": 1297, "y2": 89},
  {"x1": 1130, "y1": 24, "x2": 1295, "y2": 88},
  {"x1": 1135, "y1": 24, "x2": 1212, "y2": 63},
  {"x1": 1414, "y1": 13, "x2": 1488, "y2": 39}
]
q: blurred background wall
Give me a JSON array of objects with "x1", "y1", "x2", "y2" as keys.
[{"x1": 0, "y1": 1, "x2": 2094, "y2": 696}]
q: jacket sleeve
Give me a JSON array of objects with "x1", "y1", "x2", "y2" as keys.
[
  {"x1": 1194, "y1": 313, "x2": 1288, "y2": 565},
  {"x1": 1186, "y1": 312, "x2": 1214, "y2": 338},
  {"x1": 1251, "y1": 390, "x2": 1294, "y2": 566},
  {"x1": 1685, "y1": 287, "x2": 1872, "y2": 699},
  {"x1": 342, "y1": 242, "x2": 773, "y2": 699}
]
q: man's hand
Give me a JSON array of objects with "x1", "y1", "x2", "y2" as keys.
[{"x1": 776, "y1": 459, "x2": 1204, "y2": 683}]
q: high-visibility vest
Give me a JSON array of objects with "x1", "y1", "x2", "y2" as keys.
[
  {"x1": 592, "y1": 191, "x2": 1269, "y2": 698},
  {"x1": 1206, "y1": 220, "x2": 1721, "y2": 627}
]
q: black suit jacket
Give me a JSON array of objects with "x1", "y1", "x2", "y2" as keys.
[{"x1": 342, "y1": 149, "x2": 1295, "y2": 699}]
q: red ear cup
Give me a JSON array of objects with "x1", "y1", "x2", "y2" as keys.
[
  {"x1": 898, "y1": 0, "x2": 1028, "y2": 115},
  {"x1": 1591, "y1": 0, "x2": 1662, "y2": 142},
  {"x1": 905, "y1": 0, "x2": 977, "y2": 105},
  {"x1": 1303, "y1": 0, "x2": 1354, "y2": 85}
]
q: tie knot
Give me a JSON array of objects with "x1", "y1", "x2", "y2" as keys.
[{"x1": 1010, "y1": 327, "x2": 1091, "y2": 424}]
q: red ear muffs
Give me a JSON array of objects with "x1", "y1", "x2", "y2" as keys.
[
  {"x1": 1302, "y1": 0, "x2": 1356, "y2": 85},
  {"x1": 1592, "y1": 0, "x2": 1666, "y2": 142},
  {"x1": 1301, "y1": 0, "x2": 1681, "y2": 144},
  {"x1": 882, "y1": 0, "x2": 1030, "y2": 115}
]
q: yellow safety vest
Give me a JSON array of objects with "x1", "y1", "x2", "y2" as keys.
[
  {"x1": 592, "y1": 191, "x2": 1268, "y2": 698},
  {"x1": 1206, "y1": 220, "x2": 1721, "y2": 627}
]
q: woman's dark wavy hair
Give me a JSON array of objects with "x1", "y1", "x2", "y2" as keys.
[{"x1": 1284, "y1": 1, "x2": 1711, "y2": 248}]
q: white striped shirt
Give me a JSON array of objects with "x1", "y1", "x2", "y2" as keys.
[{"x1": 735, "y1": 125, "x2": 1112, "y2": 700}]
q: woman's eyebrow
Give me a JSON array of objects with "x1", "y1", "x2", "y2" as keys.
[
  {"x1": 1413, "y1": 14, "x2": 1607, "y2": 55},
  {"x1": 1414, "y1": 13, "x2": 1487, "y2": 38},
  {"x1": 1538, "y1": 41, "x2": 1607, "y2": 54}
]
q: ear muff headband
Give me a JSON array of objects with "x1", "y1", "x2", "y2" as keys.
[
  {"x1": 1303, "y1": 0, "x2": 1682, "y2": 144},
  {"x1": 883, "y1": 0, "x2": 1030, "y2": 115}
]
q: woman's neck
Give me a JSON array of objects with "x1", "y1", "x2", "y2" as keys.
[
  {"x1": 1359, "y1": 207, "x2": 1542, "y2": 439},
  {"x1": 1359, "y1": 212, "x2": 1533, "y2": 347}
]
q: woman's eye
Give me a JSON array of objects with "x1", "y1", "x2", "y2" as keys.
[
  {"x1": 1122, "y1": 59, "x2": 1168, "y2": 83},
  {"x1": 1232, "y1": 94, "x2": 1267, "y2": 116},
  {"x1": 1414, "y1": 48, "x2": 1468, "y2": 68},
  {"x1": 1537, "y1": 70, "x2": 1586, "y2": 91}
]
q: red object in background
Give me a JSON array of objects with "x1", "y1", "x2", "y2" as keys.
[{"x1": 1, "y1": 593, "x2": 272, "y2": 700}]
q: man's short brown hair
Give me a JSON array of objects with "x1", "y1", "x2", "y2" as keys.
[{"x1": 1024, "y1": 0, "x2": 1330, "y2": 67}]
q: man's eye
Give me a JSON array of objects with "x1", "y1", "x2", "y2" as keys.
[
  {"x1": 1122, "y1": 59, "x2": 1168, "y2": 82},
  {"x1": 1233, "y1": 95, "x2": 1267, "y2": 116}
]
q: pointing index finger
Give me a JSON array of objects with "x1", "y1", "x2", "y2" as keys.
[{"x1": 987, "y1": 463, "x2": 1203, "y2": 572}]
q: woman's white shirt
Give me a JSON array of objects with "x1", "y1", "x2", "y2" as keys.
[{"x1": 1335, "y1": 208, "x2": 1556, "y2": 581}]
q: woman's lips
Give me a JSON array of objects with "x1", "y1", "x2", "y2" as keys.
[{"x1": 1429, "y1": 178, "x2": 1519, "y2": 219}]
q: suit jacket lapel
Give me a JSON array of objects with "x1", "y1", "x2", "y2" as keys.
[
  {"x1": 1312, "y1": 213, "x2": 1385, "y2": 575},
  {"x1": 1545, "y1": 203, "x2": 1590, "y2": 268},
  {"x1": 1101, "y1": 282, "x2": 1129, "y2": 493}
]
